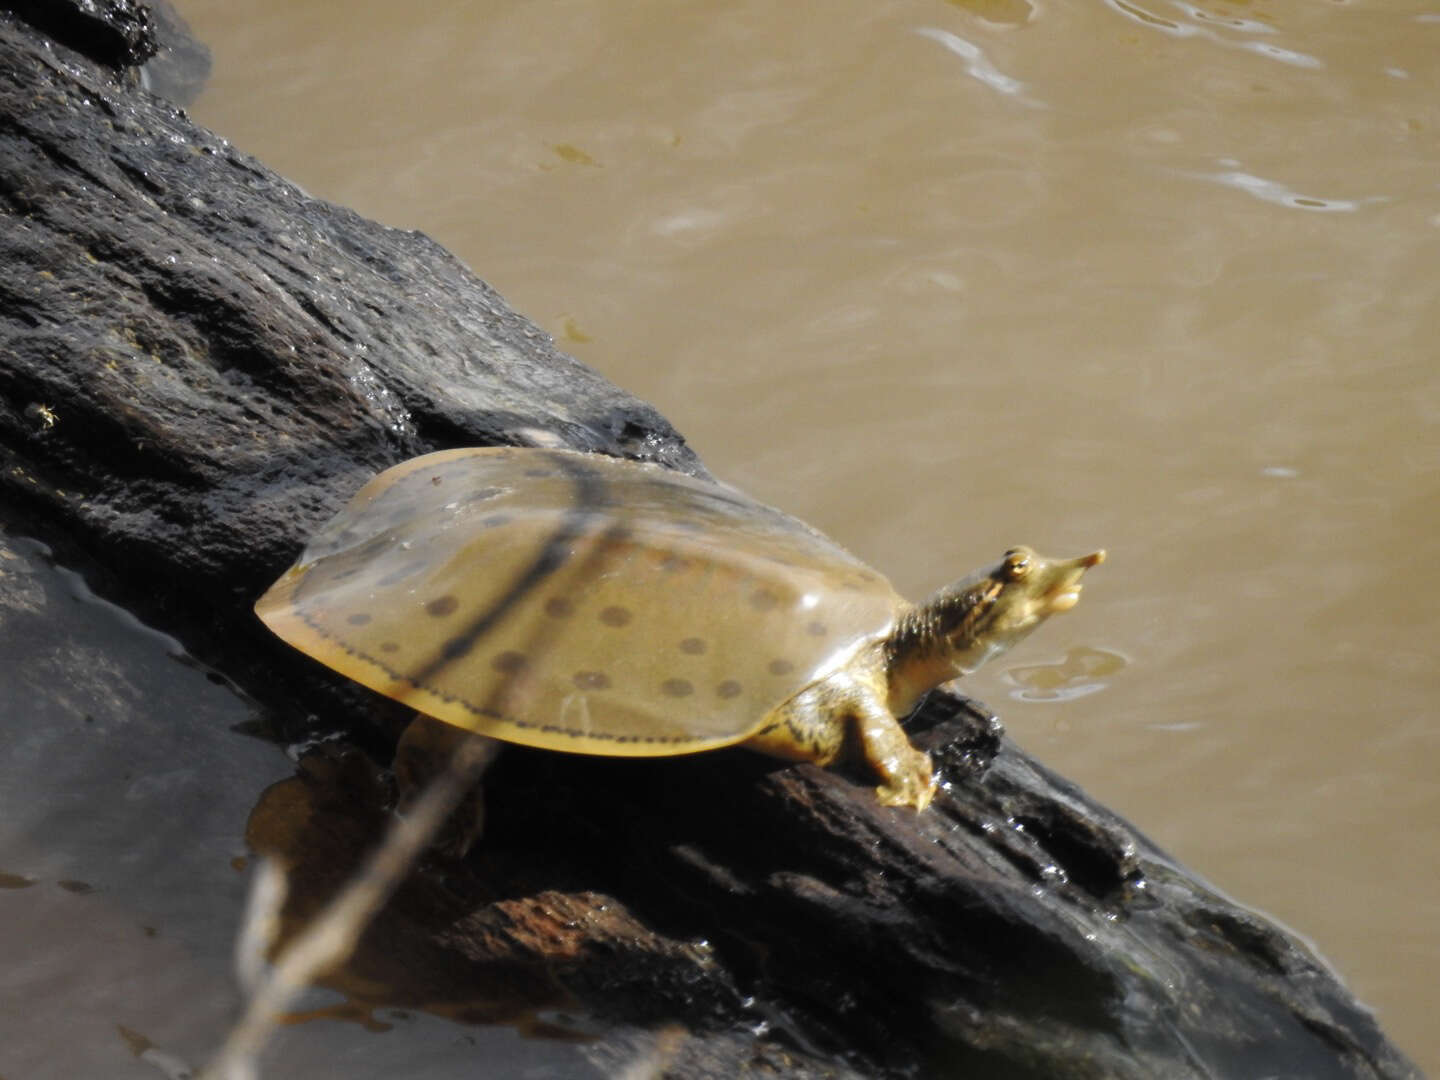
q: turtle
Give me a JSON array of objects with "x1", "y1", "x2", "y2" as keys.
[{"x1": 255, "y1": 446, "x2": 1103, "y2": 810}]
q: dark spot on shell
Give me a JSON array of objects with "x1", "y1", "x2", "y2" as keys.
[
  {"x1": 716, "y1": 680, "x2": 743, "y2": 699},
  {"x1": 491, "y1": 650, "x2": 528, "y2": 674},
  {"x1": 462, "y1": 486, "x2": 502, "y2": 504},
  {"x1": 379, "y1": 642, "x2": 400, "y2": 653},
  {"x1": 441, "y1": 637, "x2": 472, "y2": 659},
  {"x1": 599, "y1": 605, "x2": 633, "y2": 628},
  {"x1": 679, "y1": 637, "x2": 707, "y2": 655},
  {"x1": 807, "y1": 621, "x2": 828, "y2": 636},
  {"x1": 659, "y1": 555, "x2": 688, "y2": 573},
  {"x1": 661, "y1": 678, "x2": 694, "y2": 698},
  {"x1": 426, "y1": 595, "x2": 459, "y2": 617},
  {"x1": 346, "y1": 612, "x2": 372, "y2": 626},
  {"x1": 768, "y1": 659, "x2": 795, "y2": 677},
  {"x1": 544, "y1": 596, "x2": 574, "y2": 618},
  {"x1": 481, "y1": 514, "x2": 511, "y2": 528},
  {"x1": 750, "y1": 589, "x2": 780, "y2": 612},
  {"x1": 573, "y1": 671, "x2": 611, "y2": 690},
  {"x1": 523, "y1": 468, "x2": 555, "y2": 478}
]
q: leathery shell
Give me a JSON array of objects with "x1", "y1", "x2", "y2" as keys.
[{"x1": 256, "y1": 447, "x2": 902, "y2": 755}]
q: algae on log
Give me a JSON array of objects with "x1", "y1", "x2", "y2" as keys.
[{"x1": 0, "y1": 6, "x2": 1422, "y2": 1079}]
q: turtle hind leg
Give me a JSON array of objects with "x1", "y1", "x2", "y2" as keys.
[
  {"x1": 744, "y1": 679, "x2": 936, "y2": 811},
  {"x1": 743, "y1": 681, "x2": 847, "y2": 766},
  {"x1": 394, "y1": 712, "x2": 493, "y2": 858}
]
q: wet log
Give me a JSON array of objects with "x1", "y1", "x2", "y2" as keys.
[{"x1": 0, "y1": 6, "x2": 1422, "y2": 1078}]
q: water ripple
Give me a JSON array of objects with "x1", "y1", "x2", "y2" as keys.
[
  {"x1": 1179, "y1": 162, "x2": 1386, "y2": 212},
  {"x1": 915, "y1": 27, "x2": 1045, "y2": 108},
  {"x1": 1105, "y1": 0, "x2": 1322, "y2": 69}
]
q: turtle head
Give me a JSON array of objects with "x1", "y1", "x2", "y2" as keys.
[{"x1": 887, "y1": 547, "x2": 1104, "y2": 699}]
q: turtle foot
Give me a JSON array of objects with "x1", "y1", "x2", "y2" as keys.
[{"x1": 873, "y1": 749, "x2": 938, "y2": 811}]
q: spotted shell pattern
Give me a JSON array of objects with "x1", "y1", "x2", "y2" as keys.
[{"x1": 256, "y1": 448, "x2": 904, "y2": 756}]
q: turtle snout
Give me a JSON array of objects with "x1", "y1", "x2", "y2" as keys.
[{"x1": 1042, "y1": 550, "x2": 1104, "y2": 614}]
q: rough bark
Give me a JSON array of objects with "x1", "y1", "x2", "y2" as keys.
[{"x1": 0, "y1": 6, "x2": 1421, "y2": 1079}]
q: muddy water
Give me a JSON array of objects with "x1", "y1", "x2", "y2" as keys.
[{"x1": 179, "y1": 0, "x2": 1438, "y2": 1071}]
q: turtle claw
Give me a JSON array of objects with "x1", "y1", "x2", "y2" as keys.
[{"x1": 873, "y1": 749, "x2": 938, "y2": 811}]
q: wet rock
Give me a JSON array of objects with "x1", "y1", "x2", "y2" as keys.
[
  {"x1": 3, "y1": 0, "x2": 156, "y2": 73},
  {"x1": 0, "y1": 7, "x2": 1422, "y2": 1079}
]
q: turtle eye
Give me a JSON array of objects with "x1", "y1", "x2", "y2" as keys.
[{"x1": 1002, "y1": 550, "x2": 1030, "y2": 580}]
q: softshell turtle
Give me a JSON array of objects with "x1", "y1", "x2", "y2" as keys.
[{"x1": 256, "y1": 447, "x2": 1103, "y2": 809}]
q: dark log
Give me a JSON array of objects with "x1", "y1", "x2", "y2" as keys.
[{"x1": 0, "y1": 6, "x2": 1422, "y2": 1078}]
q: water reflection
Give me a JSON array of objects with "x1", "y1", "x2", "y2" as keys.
[{"x1": 1002, "y1": 645, "x2": 1128, "y2": 703}]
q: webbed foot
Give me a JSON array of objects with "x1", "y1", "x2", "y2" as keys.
[{"x1": 872, "y1": 745, "x2": 938, "y2": 811}]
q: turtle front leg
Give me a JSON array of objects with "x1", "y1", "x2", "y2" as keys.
[
  {"x1": 854, "y1": 699, "x2": 937, "y2": 810},
  {"x1": 746, "y1": 678, "x2": 937, "y2": 811}
]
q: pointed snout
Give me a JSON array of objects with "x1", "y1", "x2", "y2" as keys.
[{"x1": 1042, "y1": 549, "x2": 1105, "y2": 614}]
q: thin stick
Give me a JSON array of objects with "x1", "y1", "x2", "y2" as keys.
[{"x1": 200, "y1": 736, "x2": 499, "y2": 1080}]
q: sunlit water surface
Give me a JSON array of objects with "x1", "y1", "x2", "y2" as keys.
[{"x1": 69, "y1": 0, "x2": 1438, "y2": 1072}]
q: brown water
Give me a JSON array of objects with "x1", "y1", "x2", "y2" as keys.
[{"x1": 180, "y1": 0, "x2": 1439, "y2": 1071}]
